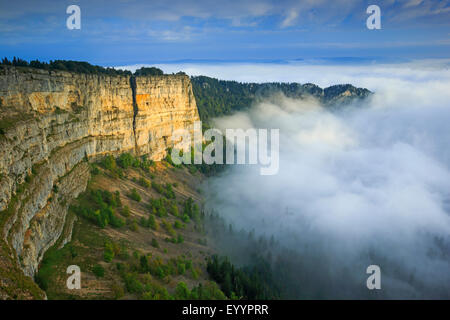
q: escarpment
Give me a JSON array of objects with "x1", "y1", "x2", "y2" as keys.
[{"x1": 0, "y1": 66, "x2": 199, "y2": 298}]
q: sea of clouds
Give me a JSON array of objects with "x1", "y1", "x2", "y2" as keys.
[{"x1": 184, "y1": 60, "x2": 450, "y2": 299}]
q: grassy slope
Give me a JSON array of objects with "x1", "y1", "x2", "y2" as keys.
[{"x1": 36, "y1": 160, "x2": 220, "y2": 300}]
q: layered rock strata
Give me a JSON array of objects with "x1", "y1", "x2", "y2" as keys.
[{"x1": 0, "y1": 66, "x2": 199, "y2": 297}]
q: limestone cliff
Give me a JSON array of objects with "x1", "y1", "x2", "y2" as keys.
[{"x1": 0, "y1": 66, "x2": 199, "y2": 298}]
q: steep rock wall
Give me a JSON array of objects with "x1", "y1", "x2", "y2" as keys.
[{"x1": 0, "y1": 66, "x2": 200, "y2": 297}]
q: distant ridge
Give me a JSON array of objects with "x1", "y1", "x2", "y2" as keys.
[{"x1": 191, "y1": 75, "x2": 372, "y2": 121}]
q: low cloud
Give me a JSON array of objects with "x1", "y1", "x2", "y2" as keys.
[
  {"x1": 281, "y1": 10, "x2": 299, "y2": 27},
  {"x1": 203, "y1": 61, "x2": 450, "y2": 298}
]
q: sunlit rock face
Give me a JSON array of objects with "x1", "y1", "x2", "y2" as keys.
[{"x1": 0, "y1": 66, "x2": 200, "y2": 282}]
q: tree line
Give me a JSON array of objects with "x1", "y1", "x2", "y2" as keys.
[
  {"x1": 0, "y1": 57, "x2": 165, "y2": 77},
  {"x1": 191, "y1": 75, "x2": 371, "y2": 122}
]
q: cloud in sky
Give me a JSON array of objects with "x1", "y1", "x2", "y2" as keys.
[
  {"x1": 0, "y1": 0, "x2": 449, "y2": 63},
  {"x1": 3, "y1": 0, "x2": 448, "y2": 25},
  {"x1": 281, "y1": 9, "x2": 299, "y2": 28},
  {"x1": 143, "y1": 58, "x2": 450, "y2": 88}
]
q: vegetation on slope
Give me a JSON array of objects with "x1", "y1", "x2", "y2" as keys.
[
  {"x1": 191, "y1": 75, "x2": 372, "y2": 121},
  {"x1": 34, "y1": 152, "x2": 225, "y2": 299},
  {"x1": 32, "y1": 151, "x2": 283, "y2": 300}
]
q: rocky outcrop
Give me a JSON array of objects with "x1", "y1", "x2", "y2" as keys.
[
  {"x1": 323, "y1": 84, "x2": 372, "y2": 106},
  {"x1": 0, "y1": 66, "x2": 200, "y2": 297}
]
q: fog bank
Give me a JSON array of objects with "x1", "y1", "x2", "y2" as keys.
[{"x1": 203, "y1": 62, "x2": 450, "y2": 299}]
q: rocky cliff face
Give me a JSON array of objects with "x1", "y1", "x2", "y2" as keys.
[{"x1": 0, "y1": 66, "x2": 199, "y2": 298}]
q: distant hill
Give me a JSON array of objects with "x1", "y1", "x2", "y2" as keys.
[{"x1": 191, "y1": 75, "x2": 372, "y2": 121}]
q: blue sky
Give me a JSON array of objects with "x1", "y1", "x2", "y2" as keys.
[{"x1": 0, "y1": 0, "x2": 449, "y2": 66}]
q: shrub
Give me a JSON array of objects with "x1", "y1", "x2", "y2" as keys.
[
  {"x1": 140, "y1": 255, "x2": 149, "y2": 272},
  {"x1": 151, "y1": 181, "x2": 164, "y2": 194},
  {"x1": 192, "y1": 204, "x2": 200, "y2": 221},
  {"x1": 138, "y1": 177, "x2": 150, "y2": 188},
  {"x1": 148, "y1": 215, "x2": 157, "y2": 230},
  {"x1": 162, "y1": 220, "x2": 176, "y2": 237},
  {"x1": 92, "y1": 264, "x2": 105, "y2": 277},
  {"x1": 124, "y1": 273, "x2": 144, "y2": 294},
  {"x1": 151, "y1": 238, "x2": 159, "y2": 248},
  {"x1": 164, "y1": 183, "x2": 176, "y2": 199},
  {"x1": 139, "y1": 155, "x2": 155, "y2": 171},
  {"x1": 113, "y1": 191, "x2": 122, "y2": 207},
  {"x1": 148, "y1": 198, "x2": 168, "y2": 217},
  {"x1": 156, "y1": 266, "x2": 166, "y2": 279},
  {"x1": 157, "y1": 205, "x2": 167, "y2": 217},
  {"x1": 111, "y1": 283, "x2": 125, "y2": 299},
  {"x1": 191, "y1": 268, "x2": 199, "y2": 280},
  {"x1": 166, "y1": 237, "x2": 177, "y2": 244},
  {"x1": 110, "y1": 214, "x2": 125, "y2": 228},
  {"x1": 188, "y1": 166, "x2": 197, "y2": 174},
  {"x1": 117, "y1": 153, "x2": 134, "y2": 169},
  {"x1": 141, "y1": 282, "x2": 171, "y2": 300},
  {"x1": 71, "y1": 188, "x2": 125, "y2": 228},
  {"x1": 128, "y1": 188, "x2": 141, "y2": 202},
  {"x1": 183, "y1": 198, "x2": 193, "y2": 217},
  {"x1": 170, "y1": 203, "x2": 179, "y2": 217},
  {"x1": 139, "y1": 217, "x2": 148, "y2": 227},
  {"x1": 177, "y1": 262, "x2": 186, "y2": 275},
  {"x1": 100, "y1": 155, "x2": 124, "y2": 177},
  {"x1": 102, "y1": 155, "x2": 117, "y2": 171},
  {"x1": 120, "y1": 205, "x2": 130, "y2": 217},
  {"x1": 104, "y1": 242, "x2": 115, "y2": 262},
  {"x1": 134, "y1": 67, "x2": 163, "y2": 76},
  {"x1": 91, "y1": 165, "x2": 100, "y2": 175},
  {"x1": 69, "y1": 245, "x2": 78, "y2": 258},
  {"x1": 175, "y1": 282, "x2": 190, "y2": 300},
  {"x1": 130, "y1": 219, "x2": 138, "y2": 231},
  {"x1": 183, "y1": 197, "x2": 200, "y2": 222},
  {"x1": 189, "y1": 281, "x2": 226, "y2": 300},
  {"x1": 173, "y1": 220, "x2": 183, "y2": 229},
  {"x1": 118, "y1": 246, "x2": 130, "y2": 260}
]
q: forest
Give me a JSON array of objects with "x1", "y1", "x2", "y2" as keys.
[
  {"x1": 191, "y1": 75, "x2": 371, "y2": 121},
  {"x1": 0, "y1": 57, "x2": 164, "y2": 78},
  {"x1": 0, "y1": 57, "x2": 133, "y2": 76}
]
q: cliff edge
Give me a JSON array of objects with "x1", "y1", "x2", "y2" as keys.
[{"x1": 0, "y1": 66, "x2": 199, "y2": 298}]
